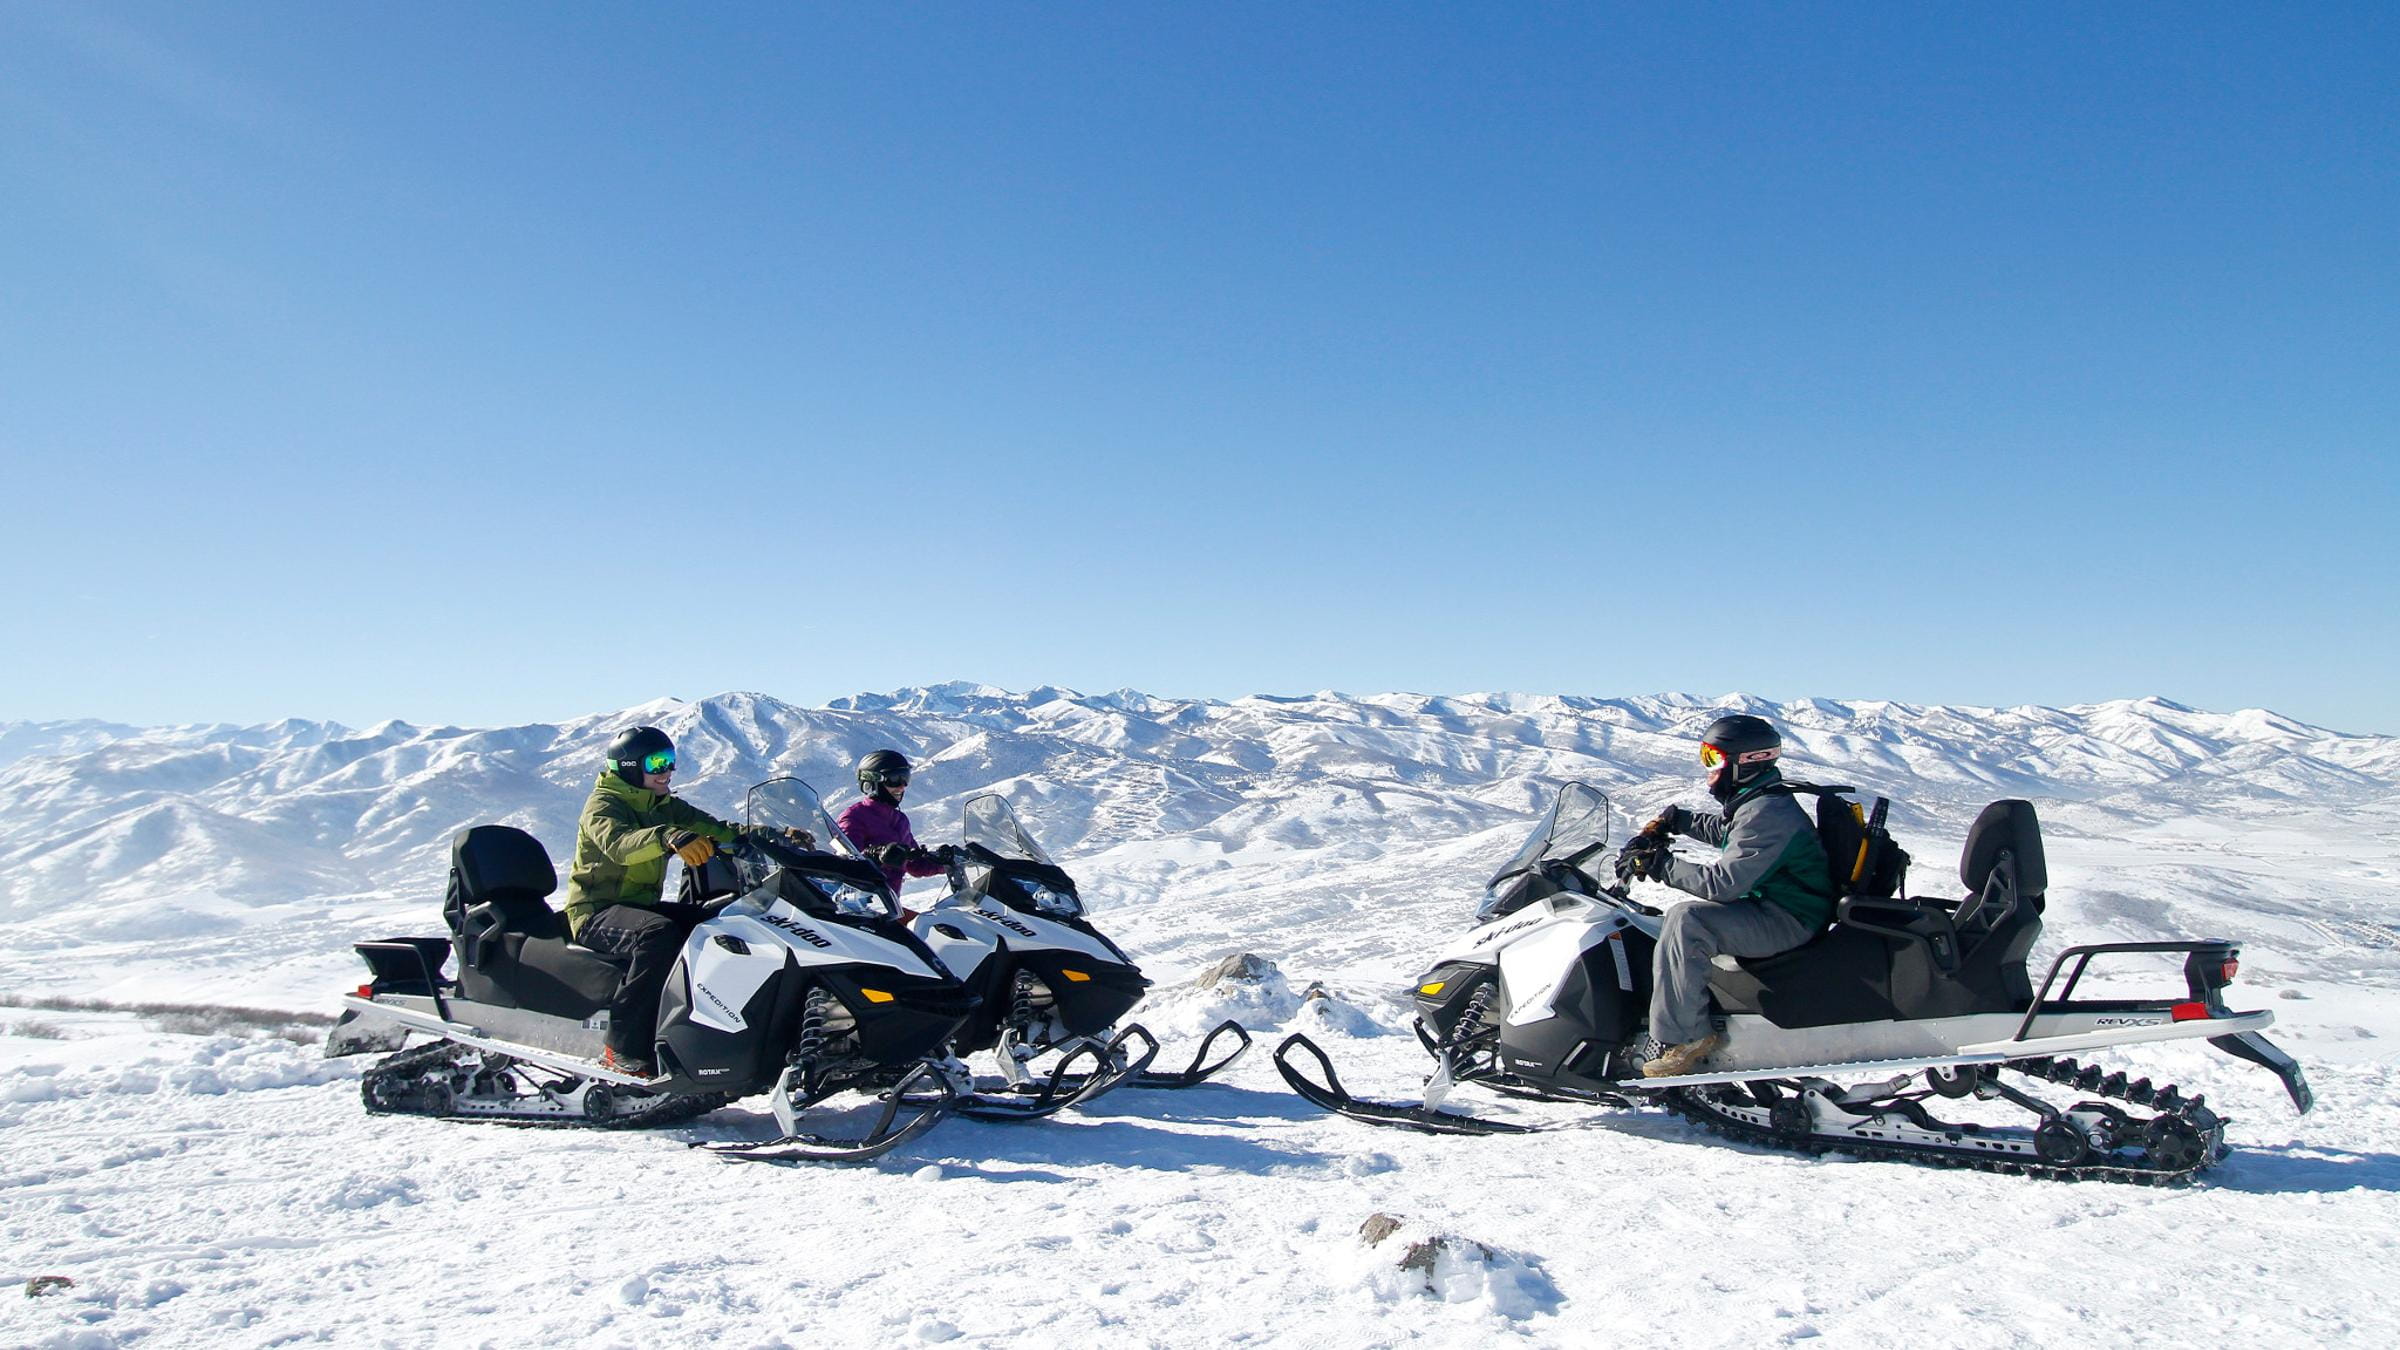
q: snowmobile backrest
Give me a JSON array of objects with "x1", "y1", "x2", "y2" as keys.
[
  {"x1": 451, "y1": 825, "x2": 559, "y2": 902},
  {"x1": 1957, "y1": 799, "x2": 2046, "y2": 899},
  {"x1": 1954, "y1": 799, "x2": 2046, "y2": 943}
]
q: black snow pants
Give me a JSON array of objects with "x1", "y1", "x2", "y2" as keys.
[{"x1": 576, "y1": 902, "x2": 713, "y2": 1058}]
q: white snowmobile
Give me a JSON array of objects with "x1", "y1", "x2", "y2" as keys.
[
  {"x1": 908, "y1": 792, "x2": 1249, "y2": 1101},
  {"x1": 1276, "y1": 781, "x2": 2314, "y2": 1182},
  {"x1": 330, "y1": 778, "x2": 1074, "y2": 1162}
]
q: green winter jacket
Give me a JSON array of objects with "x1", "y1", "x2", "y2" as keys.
[{"x1": 561, "y1": 771, "x2": 739, "y2": 936}]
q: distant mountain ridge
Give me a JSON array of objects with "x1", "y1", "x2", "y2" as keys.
[{"x1": 4, "y1": 687, "x2": 2394, "y2": 925}]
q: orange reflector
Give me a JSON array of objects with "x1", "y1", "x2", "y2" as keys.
[
  {"x1": 2222, "y1": 958, "x2": 2240, "y2": 983},
  {"x1": 2171, "y1": 1001, "x2": 2211, "y2": 1021},
  {"x1": 859, "y1": 988, "x2": 896, "y2": 1004},
  {"x1": 1061, "y1": 970, "x2": 1092, "y2": 983}
]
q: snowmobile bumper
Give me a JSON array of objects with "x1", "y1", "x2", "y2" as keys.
[
  {"x1": 324, "y1": 1005, "x2": 410, "y2": 1058},
  {"x1": 2210, "y1": 1029, "x2": 2313, "y2": 1113}
]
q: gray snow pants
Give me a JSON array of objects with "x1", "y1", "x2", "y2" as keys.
[{"x1": 1648, "y1": 899, "x2": 1814, "y2": 1046}]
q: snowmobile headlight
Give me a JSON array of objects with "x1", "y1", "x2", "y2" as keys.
[
  {"x1": 1026, "y1": 884, "x2": 1081, "y2": 917},
  {"x1": 823, "y1": 881, "x2": 888, "y2": 918}
]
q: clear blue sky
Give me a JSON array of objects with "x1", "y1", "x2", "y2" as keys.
[{"x1": 5, "y1": 4, "x2": 2395, "y2": 734}]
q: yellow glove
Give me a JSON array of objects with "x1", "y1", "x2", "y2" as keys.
[{"x1": 668, "y1": 831, "x2": 716, "y2": 867}]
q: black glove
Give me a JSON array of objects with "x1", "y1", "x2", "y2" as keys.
[
  {"x1": 866, "y1": 843, "x2": 911, "y2": 868},
  {"x1": 1614, "y1": 834, "x2": 1668, "y2": 884},
  {"x1": 1640, "y1": 806, "x2": 1686, "y2": 839},
  {"x1": 930, "y1": 843, "x2": 962, "y2": 866}
]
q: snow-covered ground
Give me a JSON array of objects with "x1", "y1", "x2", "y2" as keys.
[{"x1": 5, "y1": 688, "x2": 2397, "y2": 1347}]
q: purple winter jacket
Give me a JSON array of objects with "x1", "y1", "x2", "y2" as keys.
[{"x1": 836, "y1": 796, "x2": 947, "y2": 894}]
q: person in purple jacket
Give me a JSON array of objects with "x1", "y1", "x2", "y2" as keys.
[{"x1": 836, "y1": 749, "x2": 956, "y2": 916}]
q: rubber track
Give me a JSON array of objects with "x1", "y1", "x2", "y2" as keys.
[
  {"x1": 361, "y1": 1041, "x2": 732, "y2": 1131},
  {"x1": 1662, "y1": 1055, "x2": 2227, "y2": 1186}
]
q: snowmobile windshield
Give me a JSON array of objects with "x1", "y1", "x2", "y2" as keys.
[
  {"x1": 962, "y1": 794, "x2": 1082, "y2": 917},
  {"x1": 745, "y1": 777, "x2": 859, "y2": 858},
  {"x1": 1476, "y1": 782, "x2": 1612, "y2": 920},
  {"x1": 737, "y1": 777, "x2": 896, "y2": 921},
  {"x1": 963, "y1": 793, "x2": 1055, "y2": 864}
]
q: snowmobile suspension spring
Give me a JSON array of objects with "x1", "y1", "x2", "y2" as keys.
[
  {"x1": 791, "y1": 987, "x2": 832, "y2": 1066},
  {"x1": 1450, "y1": 984, "x2": 1496, "y2": 1047},
  {"x1": 1009, "y1": 971, "x2": 1043, "y2": 1032}
]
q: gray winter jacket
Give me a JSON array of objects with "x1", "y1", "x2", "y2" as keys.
[{"x1": 1656, "y1": 771, "x2": 1838, "y2": 929}]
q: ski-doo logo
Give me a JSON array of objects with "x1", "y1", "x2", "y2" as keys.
[
  {"x1": 1480, "y1": 914, "x2": 1545, "y2": 942},
  {"x1": 760, "y1": 914, "x2": 834, "y2": 949},
  {"x1": 977, "y1": 906, "x2": 1039, "y2": 939}
]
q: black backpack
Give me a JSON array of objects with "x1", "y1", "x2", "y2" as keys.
[{"x1": 1762, "y1": 781, "x2": 1911, "y2": 899}]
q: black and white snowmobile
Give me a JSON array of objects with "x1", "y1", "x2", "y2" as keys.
[
  {"x1": 909, "y1": 793, "x2": 1250, "y2": 1102},
  {"x1": 1276, "y1": 781, "x2": 2315, "y2": 1182},
  {"x1": 329, "y1": 777, "x2": 982, "y2": 1162}
]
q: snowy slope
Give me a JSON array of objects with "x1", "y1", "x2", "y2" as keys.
[{"x1": 4, "y1": 688, "x2": 2397, "y2": 1347}]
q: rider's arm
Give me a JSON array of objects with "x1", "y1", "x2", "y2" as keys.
[
  {"x1": 582, "y1": 795, "x2": 674, "y2": 864},
  {"x1": 1659, "y1": 796, "x2": 1806, "y2": 902},
  {"x1": 1673, "y1": 807, "x2": 1729, "y2": 848}
]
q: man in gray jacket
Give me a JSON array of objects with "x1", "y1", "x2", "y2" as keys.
[{"x1": 1617, "y1": 714, "x2": 1837, "y2": 1078}]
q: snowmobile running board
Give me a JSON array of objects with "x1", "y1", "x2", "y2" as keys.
[
  {"x1": 337, "y1": 994, "x2": 663, "y2": 1088},
  {"x1": 1629, "y1": 1009, "x2": 2279, "y2": 1089},
  {"x1": 1274, "y1": 1034, "x2": 1534, "y2": 1136}
]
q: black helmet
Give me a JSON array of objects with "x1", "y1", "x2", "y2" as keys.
[
  {"x1": 857, "y1": 748, "x2": 912, "y2": 801},
  {"x1": 606, "y1": 726, "x2": 676, "y2": 789},
  {"x1": 1698, "y1": 714, "x2": 1782, "y2": 802}
]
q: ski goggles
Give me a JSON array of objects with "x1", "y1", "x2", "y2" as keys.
[
  {"x1": 640, "y1": 749, "x2": 677, "y2": 774},
  {"x1": 1701, "y1": 744, "x2": 1778, "y2": 771}
]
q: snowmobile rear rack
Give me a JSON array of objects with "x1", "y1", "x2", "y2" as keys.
[
  {"x1": 355, "y1": 938, "x2": 456, "y2": 1022},
  {"x1": 2013, "y1": 938, "x2": 2240, "y2": 1039}
]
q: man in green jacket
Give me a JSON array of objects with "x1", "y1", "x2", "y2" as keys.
[{"x1": 567, "y1": 725, "x2": 740, "y2": 1077}]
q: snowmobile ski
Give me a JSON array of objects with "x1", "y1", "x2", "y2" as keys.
[
  {"x1": 694, "y1": 1060, "x2": 958, "y2": 1164},
  {"x1": 1274, "y1": 1034, "x2": 1534, "y2": 1136},
  {"x1": 949, "y1": 1024, "x2": 1161, "y2": 1120},
  {"x1": 1134, "y1": 1019, "x2": 1251, "y2": 1089}
]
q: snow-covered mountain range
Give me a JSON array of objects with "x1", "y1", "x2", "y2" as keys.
[
  {"x1": 3, "y1": 686, "x2": 2396, "y2": 1019},
  {"x1": 7, "y1": 687, "x2": 2398, "y2": 1347}
]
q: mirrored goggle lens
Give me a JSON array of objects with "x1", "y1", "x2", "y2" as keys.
[
  {"x1": 1699, "y1": 744, "x2": 1725, "y2": 769},
  {"x1": 641, "y1": 750, "x2": 677, "y2": 774},
  {"x1": 880, "y1": 772, "x2": 910, "y2": 787}
]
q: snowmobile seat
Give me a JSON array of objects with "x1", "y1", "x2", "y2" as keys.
[
  {"x1": 1709, "y1": 924, "x2": 1903, "y2": 1027},
  {"x1": 1881, "y1": 800, "x2": 2046, "y2": 1017},
  {"x1": 442, "y1": 825, "x2": 623, "y2": 1020},
  {"x1": 1712, "y1": 799, "x2": 2051, "y2": 1026}
]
